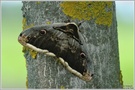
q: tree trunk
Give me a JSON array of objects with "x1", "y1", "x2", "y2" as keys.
[{"x1": 21, "y1": 1, "x2": 123, "y2": 89}]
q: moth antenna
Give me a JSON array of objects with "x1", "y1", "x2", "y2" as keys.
[{"x1": 78, "y1": 21, "x2": 85, "y2": 27}]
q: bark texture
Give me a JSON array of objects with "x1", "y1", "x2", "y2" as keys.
[{"x1": 21, "y1": 1, "x2": 122, "y2": 89}]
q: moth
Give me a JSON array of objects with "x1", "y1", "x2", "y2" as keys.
[{"x1": 18, "y1": 22, "x2": 93, "y2": 81}]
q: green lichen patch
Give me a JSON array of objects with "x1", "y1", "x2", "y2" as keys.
[{"x1": 60, "y1": 1, "x2": 113, "y2": 27}]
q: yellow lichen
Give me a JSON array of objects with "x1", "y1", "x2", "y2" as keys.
[
  {"x1": 22, "y1": 17, "x2": 34, "y2": 30},
  {"x1": 60, "y1": 85, "x2": 65, "y2": 89},
  {"x1": 22, "y1": 47, "x2": 29, "y2": 53},
  {"x1": 22, "y1": 17, "x2": 37, "y2": 59},
  {"x1": 120, "y1": 70, "x2": 123, "y2": 87},
  {"x1": 46, "y1": 21, "x2": 52, "y2": 24},
  {"x1": 60, "y1": 1, "x2": 113, "y2": 27},
  {"x1": 22, "y1": 45, "x2": 37, "y2": 59},
  {"x1": 36, "y1": 1, "x2": 41, "y2": 4},
  {"x1": 26, "y1": 77, "x2": 28, "y2": 88},
  {"x1": 22, "y1": 17, "x2": 27, "y2": 30},
  {"x1": 29, "y1": 50, "x2": 37, "y2": 59},
  {"x1": 22, "y1": 47, "x2": 37, "y2": 59}
]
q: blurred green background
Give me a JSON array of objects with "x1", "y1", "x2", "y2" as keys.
[{"x1": 1, "y1": 1, "x2": 134, "y2": 88}]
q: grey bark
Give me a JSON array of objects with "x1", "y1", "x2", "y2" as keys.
[{"x1": 21, "y1": 1, "x2": 122, "y2": 89}]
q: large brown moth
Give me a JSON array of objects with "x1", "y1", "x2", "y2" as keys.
[{"x1": 18, "y1": 22, "x2": 93, "y2": 81}]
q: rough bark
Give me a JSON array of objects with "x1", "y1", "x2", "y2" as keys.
[{"x1": 21, "y1": 1, "x2": 122, "y2": 89}]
